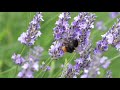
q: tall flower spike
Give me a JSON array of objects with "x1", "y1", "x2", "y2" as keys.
[
  {"x1": 18, "y1": 12, "x2": 44, "y2": 46},
  {"x1": 18, "y1": 45, "x2": 44, "y2": 78},
  {"x1": 49, "y1": 12, "x2": 71, "y2": 59},
  {"x1": 101, "y1": 19, "x2": 120, "y2": 52},
  {"x1": 80, "y1": 55, "x2": 110, "y2": 78},
  {"x1": 53, "y1": 12, "x2": 71, "y2": 40},
  {"x1": 71, "y1": 12, "x2": 96, "y2": 54},
  {"x1": 60, "y1": 43, "x2": 92, "y2": 78}
]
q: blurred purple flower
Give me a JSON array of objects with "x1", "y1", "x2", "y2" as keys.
[
  {"x1": 95, "y1": 21, "x2": 107, "y2": 30},
  {"x1": 18, "y1": 45, "x2": 44, "y2": 78},
  {"x1": 109, "y1": 12, "x2": 120, "y2": 19},
  {"x1": 46, "y1": 66, "x2": 51, "y2": 71},
  {"x1": 11, "y1": 53, "x2": 25, "y2": 65},
  {"x1": 80, "y1": 55, "x2": 110, "y2": 78}
]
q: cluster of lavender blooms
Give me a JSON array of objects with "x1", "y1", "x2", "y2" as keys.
[
  {"x1": 109, "y1": 12, "x2": 120, "y2": 19},
  {"x1": 12, "y1": 12, "x2": 51, "y2": 78},
  {"x1": 101, "y1": 19, "x2": 120, "y2": 52},
  {"x1": 49, "y1": 12, "x2": 96, "y2": 59},
  {"x1": 17, "y1": 46, "x2": 44, "y2": 78},
  {"x1": 12, "y1": 12, "x2": 120, "y2": 78},
  {"x1": 60, "y1": 44, "x2": 111, "y2": 78},
  {"x1": 49, "y1": 12, "x2": 71, "y2": 59},
  {"x1": 49, "y1": 12, "x2": 114, "y2": 78},
  {"x1": 71, "y1": 12, "x2": 96, "y2": 54},
  {"x1": 12, "y1": 46, "x2": 45, "y2": 78},
  {"x1": 18, "y1": 12, "x2": 44, "y2": 46}
]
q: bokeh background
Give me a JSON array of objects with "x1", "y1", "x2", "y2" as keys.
[{"x1": 0, "y1": 12, "x2": 120, "y2": 78}]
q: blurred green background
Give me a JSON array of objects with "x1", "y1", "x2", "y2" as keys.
[{"x1": 0, "y1": 12, "x2": 120, "y2": 78}]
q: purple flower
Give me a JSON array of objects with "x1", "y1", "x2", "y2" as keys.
[
  {"x1": 94, "y1": 39, "x2": 108, "y2": 55},
  {"x1": 11, "y1": 53, "x2": 25, "y2": 65},
  {"x1": 95, "y1": 21, "x2": 107, "y2": 30},
  {"x1": 49, "y1": 12, "x2": 96, "y2": 59},
  {"x1": 17, "y1": 45, "x2": 44, "y2": 78},
  {"x1": 80, "y1": 55, "x2": 110, "y2": 78},
  {"x1": 71, "y1": 12, "x2": 96, "y2": 53},
  {"x1": 106, "y1": 70, "x2": 112, "y2": 78},
  {"x1": 46, "y1": 66, "x2": 51, "y2": 71},
  {"x1": 53, "y1": 12, "x2": 71, "y2": 40},
  {"x1": 18, "y1": 12, "x2": 44, "y2": 46},
  {"x1": 109, "y1": 12, "x2": 120, "y2": 19},
  {"x1": 18, "y1": 69, "x2": 34, "y2": 78},
  {"x1": 49, "y1": 41, "x2": 64, "y2": 59},
  {"x1": 81, "y1": 74, "x2": 88, "y2": 78},
  {"x1": 102, "y1": 61, "x2": 111, "y2": 69},
  {"x1": 100, "y1": 19, "x2": 120, "y2": 52}
]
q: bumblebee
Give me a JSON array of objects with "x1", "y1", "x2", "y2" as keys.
[{"x1": 62, "y1": 39, "x2": 78, "y2": 53}]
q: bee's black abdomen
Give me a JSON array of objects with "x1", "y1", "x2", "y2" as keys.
[
  {"x1": 63, "y1": 39, "x2": 79, "y2": 53},
  {"x1": 73, "y1": 39, "x2": 78, "y2": 47},
  {"x1": 66, "y1": 46, "x2": 75, "y2": 53}
]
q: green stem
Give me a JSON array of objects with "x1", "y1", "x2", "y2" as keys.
[
  {"x1": 56, "y1": 53, "x2": 76, "y2": 78},
  {"x1": 41, "y1": 60, "x2": 53, "y2": 78},
  {"x1": 36, "y1": 57, "x2": 51, "y2": 78},
  {"x1": 20, "y1": 45, "x2": 26, "y2": 55},
  {"x1": 14, "y1": 65, "x2": 18, "y2": 78},
  {"x1": 110, "y1": 54, "x2": 120, "y2": 62},
  {"x1": 66, "y1": 53, "x2": 76, "y2": 64},
  {"x1": 0, "y1": 66, "x2": 16, "y2": 75}
]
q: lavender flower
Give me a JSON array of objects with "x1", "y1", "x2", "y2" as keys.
[
  {"x1": 46, "y1": 66, "x2": 51, "y2": 71},
  {"x1": 95, "y1": 21, "x2": 107, "y2": 30},
  {"x1": 11, "y1": 53, "x2": 25, "y2": 65},
  {"x1": 60, "y1": 44, "x2": 92, "y2": 78},
  {"x1": 49, "y1": 12, "x2": 96, "y2": 59},
  {"x1": 60, "y1": 63, "x2": 76, "y2": 78},
  {"x1": 49, "y1": 12, "x2": 71, "y2": 59},
  {"x1": 60, "y1": 42, "x2": 111, "y2": 78},
  {"x1": 53, "y1": 12, "x2": 71, "y2": 40},
  {"x1": 94, "y1": 39, "x2": 109, "y2": 55},
  {"x1": 18, "y1": 45, "x2": 44, "y2": 78},
  {"x1": 109, "y1": 12, "x2": 120, "y2": 19},
  {"x1": 101, "y1": 19, "x2": 120, "y2": 52},
  {"x1": 49, "y1": 41, "x2": 64, "y2": 59},
  {"x1": 71, "y1": 12, "x2": 96, "y2": 54},
  {"x1": 18, "y1": 12, "x2": 44, "y2": 46},
  {"x1": 81, "y1": 55, "x2": 110, "y2": 78},
  {"x1": 106, "y1": 70, "x2": 112, "y2": 78}
]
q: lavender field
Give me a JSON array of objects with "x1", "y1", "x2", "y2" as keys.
[{"x1": 0, "y1": 12, "x2": 120, "y2": 78}]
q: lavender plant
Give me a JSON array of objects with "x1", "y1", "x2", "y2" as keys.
[
  {"x1": 49, "y1": 12, "x2": 119, "y2": 78},
  {"x1": 11, "y1": 12, "x2": 120, "y2": 78},
  {"x1": 18, "y1": 12, "x2": 44, "y2": 46},
  {"x1": 12, "y1": 12, "x2": 50, "y2": 78}
]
